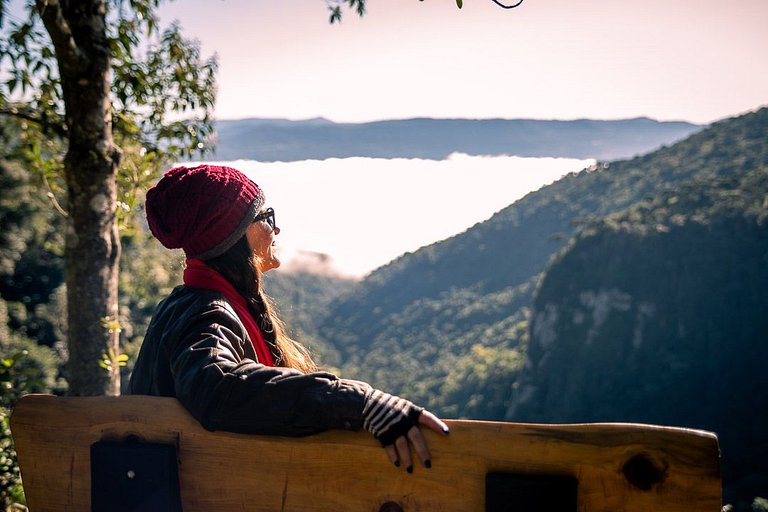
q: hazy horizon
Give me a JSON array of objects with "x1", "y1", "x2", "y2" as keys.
[{"x1": 212, "y1": 113, "x2": 715, "y2": 124}]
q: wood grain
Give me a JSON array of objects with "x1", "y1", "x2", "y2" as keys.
[{"x1": 10, "y1": 394, "x2": 721, "y2": 511}]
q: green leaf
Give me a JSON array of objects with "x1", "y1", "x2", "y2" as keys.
[{"x1": 456, "y1": 0, "x2": 463, "y2": 8}]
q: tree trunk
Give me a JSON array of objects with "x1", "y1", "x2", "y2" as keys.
[{"x1": 39, "y1": 0, "x2": 122, "y2": 395}]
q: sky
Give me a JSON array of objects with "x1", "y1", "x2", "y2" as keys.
[{"x1": 154, "y1": 0, "x2": 768, "y2": 124}]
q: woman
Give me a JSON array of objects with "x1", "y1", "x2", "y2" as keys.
[{"x1": 129, "y1": 164, "x2": 448, "y2": 472}]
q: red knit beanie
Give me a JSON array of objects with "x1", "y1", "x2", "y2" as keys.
[{"x1": 145, "y1": 164, "x2": 265, "y2": 260}]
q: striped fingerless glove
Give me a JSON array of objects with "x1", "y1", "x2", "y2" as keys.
[{"x1": 363, "y1": 389, "x2": 424, "y2": 447}]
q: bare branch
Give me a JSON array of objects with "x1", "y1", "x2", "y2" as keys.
[
  {"x1": 491, "y1": 0, "x2": 524, "y2": 8},
  {"x1": 42, "y1": 173, "x2": 70, "y2": 217}
]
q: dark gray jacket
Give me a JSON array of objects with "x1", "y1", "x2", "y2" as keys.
[{"x1": 128, "y1": 285, "x2": 371, "y2": 436}]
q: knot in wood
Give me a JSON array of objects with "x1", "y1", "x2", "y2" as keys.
[
  {"x1": 378, "y1": 501, "x2": 404, "y2": 512},
  {"x1": 622, "y1": 453, "x2": 668, "y2": 491}
]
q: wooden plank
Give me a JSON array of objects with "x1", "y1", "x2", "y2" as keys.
[{"x1": 10, "y1": 394, "x2": 721, "y2": 512}]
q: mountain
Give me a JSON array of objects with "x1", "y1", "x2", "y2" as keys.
[
  {"x1": 209, "y1": 117, "x2": 702, "y2": 162},
  {"x1": 321, "y1": 107, "x2": 767, "y2": 398},
  {"x1": 507, "y1": 169, "x2": 768, "y2": 510},
  {"x1": 312, "y1": 107, "x2": 768, "y2": 509}
]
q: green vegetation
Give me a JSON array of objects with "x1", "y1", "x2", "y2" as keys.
[
  {"x1": 1, "y1": 322, "x2": 64, "y2": 509},
  {"x1": 511, "y1": 168, "x2": 768, "y2": 510},
  {"x1": 323, "y1": 108, "x2": 768, "y2": 415},
  {"x1": 1, "y1": 0, "x2": 217, "y2": 395},
  {"x1": 317, "y1": 107, "x2": 768, "y2": 510},
  {"x1": 263, "y1": 270, "x2": 357, "y2": 370}
]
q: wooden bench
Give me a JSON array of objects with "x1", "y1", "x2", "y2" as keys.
[{"x1": 10, "y1": 394, "x2": 721, "y2": 511}]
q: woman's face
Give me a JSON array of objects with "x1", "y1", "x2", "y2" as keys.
[{"x1": 246, "y1": 208, "x2": 281, "y2": 273}]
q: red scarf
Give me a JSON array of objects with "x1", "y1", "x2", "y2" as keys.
[{"x1": 183, "y1": 258, "x2": 275, "y2": 366}]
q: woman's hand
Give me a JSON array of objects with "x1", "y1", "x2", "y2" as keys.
[{"x1": 383, "y1": 410, "x2": 450, "y2": 472}]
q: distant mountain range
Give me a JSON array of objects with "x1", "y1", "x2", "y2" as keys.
[{"x1": 209, "y1": 117, "x2": 703, "y2": 162}]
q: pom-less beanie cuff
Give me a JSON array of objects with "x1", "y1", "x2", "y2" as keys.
[{"x1": 191, "y1": 197, "x2": 263, "y2": 260}]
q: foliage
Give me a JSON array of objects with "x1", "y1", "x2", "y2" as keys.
[
  {"x1": 1, "y1": 292, "x2": 66, "y2": 403},
  {"x1": 336, "y1": 280, "x2": 534, "y2": 417},
  {"x1": 436, "y1": 336, "x2": 526, "y2": 419},
  {"x1": 327, "y1": 0, "x2": 366, "y2": 24},
  {"x1": 262, "y1": 270, "x2": 357, "y2": 370},
  {"x1": 0, "y1": 0, "x2": 217, "y2": 395},
  {"x1": 0, "y1": 407, "x2": 24, "y2": 509},
  {"x1": 0, "y1": 1, "x2": 217, "y2": 159},
  {"x1": 0, "y1": 154, "x2": 65, "y2": 349},
  {"x1": 0, "y1": 145, "x2": 66, "y2": 506},
  {"x1": 0, "y1": 1, "x2": 216, "y2": 227},
  {"x1": 0, "y1": 327, "x2": 64, "y2": 509}
]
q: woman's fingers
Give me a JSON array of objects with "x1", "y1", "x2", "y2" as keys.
[
  {"x1": 395, "y1": 435, "x2": 412, "y2": 472},
  {"x1": 382, "y1": 409, "x2": 449, "y2": 472},
  {"x1": 407, "y1": 426, "x2": 432, "y2": 468},
  {"x1": 419, "y1": 409, "x2": 450, "y2": 435},
  {"x1": 384, "y1": 443, "x2": 400, "y2": 467}
]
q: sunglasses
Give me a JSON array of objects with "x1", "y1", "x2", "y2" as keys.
[{"x1": 253, "y1": 207, "x2": 276, "y2": 231}]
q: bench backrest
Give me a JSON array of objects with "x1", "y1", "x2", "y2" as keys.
[{"x1": 10, "y1": 394, "x2": 721, "y2": 511}]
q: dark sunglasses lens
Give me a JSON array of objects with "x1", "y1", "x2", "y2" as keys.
[{"x1": 255, "y1": 208, "x2": 276, "y2": 229}]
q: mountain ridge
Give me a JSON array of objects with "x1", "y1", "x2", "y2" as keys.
[{"x1": 209, "y1": 116, "x2": 702, "y2": 162}]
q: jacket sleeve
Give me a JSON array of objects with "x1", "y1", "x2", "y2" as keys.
[{"x1": 168, "y1": 305, "x2": 371, "y2": 436}]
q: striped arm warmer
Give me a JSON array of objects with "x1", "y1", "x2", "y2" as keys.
[{"x1": 362, "y1": 389, "x2": 424, "y2": 447}]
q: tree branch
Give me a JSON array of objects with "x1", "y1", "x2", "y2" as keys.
[
  {"x1": 0, "y1": 105, "x2": 68, "y2": 137},
  {"x1": 35, "y1": 0, "x2": 84, "y2": 71},
  {"x1": 491, "y1": 0, "x2": 524, "y2": 8}
]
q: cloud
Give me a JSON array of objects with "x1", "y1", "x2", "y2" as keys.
[{"x1": 195, "y1": 154, "x2": 594, "y2": 276}]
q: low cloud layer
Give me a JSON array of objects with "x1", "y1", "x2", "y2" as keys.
[{"x1": 201, "y1": 154, "x2": 593, "y2": 277}]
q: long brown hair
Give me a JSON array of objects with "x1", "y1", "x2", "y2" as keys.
[{"x1": 206, "y1": 236, "x2": 317, "y2": 374}]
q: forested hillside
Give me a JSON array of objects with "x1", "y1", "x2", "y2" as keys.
[
  {"x1": 262, "y1": 270, "x2": 357, "y2": 369},
  {"x1": 317, "y1": 107, "x2": 768, "y2": 509},
  {"x1": 508, "y1": 169, "x2": 768, "y2": 509},
  {"x1": 322, "y1": 107, "x2": 768, "y2": 410}
]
